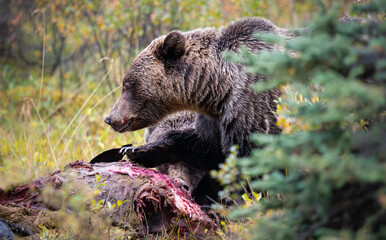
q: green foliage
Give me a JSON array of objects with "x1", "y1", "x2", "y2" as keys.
[
  {"x1": 211, "y1": 146, "x2": 245, "y2": 201},
  {"x1": 231, "y1": 1, "x2": 385, "y2": 239}
]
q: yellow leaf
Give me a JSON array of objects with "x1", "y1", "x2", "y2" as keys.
[
  {"x1": 220, "y1": 221, "x2": 228, "y2": 231},
  {"x1": 97, "y1": 18, "x2": 104, "y2": 28},
  {"x1": 311, "y1": 95, "x2": 320, "y2": 103},
  {"x1": 117, "y1": 200, "x2": 122, "y2": 207},
  {"x1": 252, "y1": 192, "x2": 262, "y2": 201},
  {"x1": 33, "y1": 50, "x2": 41, "y2": 57},
  {"x1": 58, "y1": 22, "x2": 65, "y2": 32}
]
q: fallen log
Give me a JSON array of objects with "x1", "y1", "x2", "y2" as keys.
[{"x1": 0, "y1": 161, "x2": 216, "y2": 238}]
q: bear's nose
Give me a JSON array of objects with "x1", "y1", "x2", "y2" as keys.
[{"x1": 104, "y1": 116, "x2": 111, "y2": 125}]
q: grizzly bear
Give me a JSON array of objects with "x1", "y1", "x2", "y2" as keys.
[
  {"x1": 92, "y1": 111, "x2": 220, "y2": 204},
  {"x1": 104, "y1": 17, "x2": 292, "y2": 169}
]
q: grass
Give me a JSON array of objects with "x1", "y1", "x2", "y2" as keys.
[{"x1": 0, "y1": 61, "x2": 145, "y2": 189}]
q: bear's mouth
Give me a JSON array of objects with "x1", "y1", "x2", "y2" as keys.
[
  {"x1": 116, "y1": 118, "x2": 133, "y2": 133},
  {"x1": 115, "y1": 116, "x2": 150, "y2": 133}
]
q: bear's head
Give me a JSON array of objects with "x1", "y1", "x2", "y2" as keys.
[{"x1": 104, "y1": 31, "x2": 188, "y2": 132}]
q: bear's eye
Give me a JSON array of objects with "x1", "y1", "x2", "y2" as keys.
[
  {"x1": 123, "y1": 80, "x2": 138, "y2": 97},
  {"x1": 123, "y1": 81, "x2": 133, "y2": 91},
  {"x1": 122, "y1": 74, "x2": 136, "y2": 90}
]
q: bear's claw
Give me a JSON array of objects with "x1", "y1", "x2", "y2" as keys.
[
  {"x1": 118, "y1": 140, "x2": 176, "y2": 168},
  {"x1": 119, "y1": 146, "x2": 139, "y2": 154}
]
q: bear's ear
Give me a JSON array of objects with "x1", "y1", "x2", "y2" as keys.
[{"x1": 156, "y1": 31, "x2": 186, "y2": 61}]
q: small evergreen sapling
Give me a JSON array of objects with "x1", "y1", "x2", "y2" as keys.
[{"x1": 229, "y1": 1, "x2": 385, "y2": 239}]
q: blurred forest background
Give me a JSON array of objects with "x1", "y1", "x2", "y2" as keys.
[{"x1": 0, "y1": 0, "x2": 355, "y2": 187}]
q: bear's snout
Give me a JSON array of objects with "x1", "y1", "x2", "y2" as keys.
[{"x1": 104, "y1": 116, "x2": 111, "y2": 125}]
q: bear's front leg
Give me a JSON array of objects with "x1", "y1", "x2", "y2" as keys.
[
  {"x1": 124, "y1": 129, "x2": 224, "y2": 170},
  {"x1": 122, "y1": 139, "x2": 176, "y2": 168}
]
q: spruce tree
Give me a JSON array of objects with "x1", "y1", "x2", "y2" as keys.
[{"x1": 230, "y1": 1, "x2": 385, "y2": 239}]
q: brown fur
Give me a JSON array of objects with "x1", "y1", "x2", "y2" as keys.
[{"x1": 105, "y1": 17, "x2": 292, "y2": 166}]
